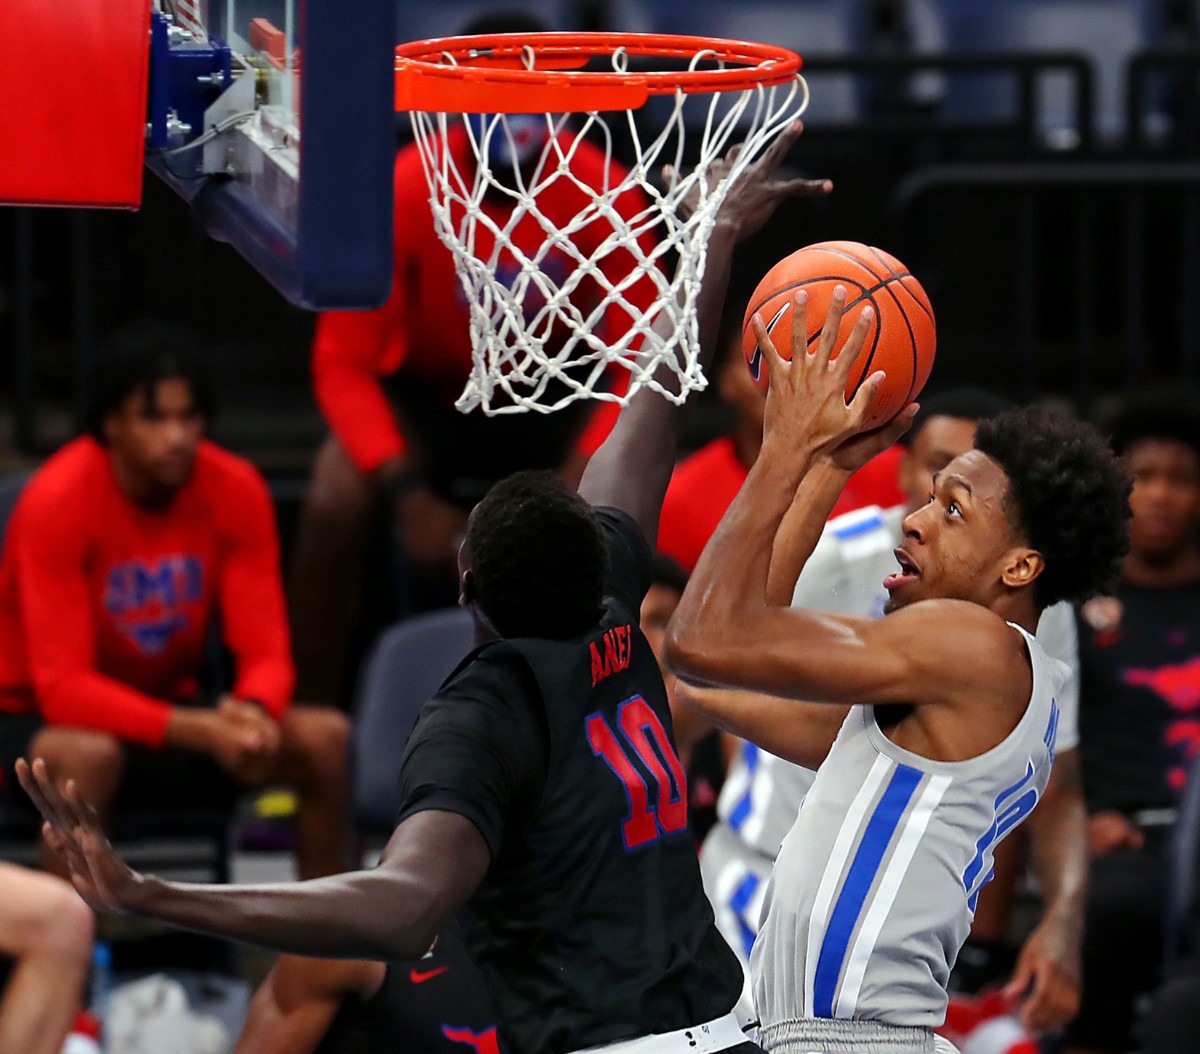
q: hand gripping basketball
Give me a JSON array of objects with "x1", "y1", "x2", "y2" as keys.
[{"x1": 751, "y1": 288, "x2": 916, "y2": 465}]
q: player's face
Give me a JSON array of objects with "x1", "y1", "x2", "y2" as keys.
[
  {"x1": 886, "y1": 449, "x2": 1025, "y2": 612},
  {"x1": 1126, "y1": 438, "x2": 1200, "y2": 560},
  {"x1": 105, "y1": 378, "x2": 204, "y2": 493},
  {"x1": 897, "y1": 415, "x2": 978, "y2": 516},
  {"x1": 639, "y1": 584, "x2": 682, "y2": 663}
]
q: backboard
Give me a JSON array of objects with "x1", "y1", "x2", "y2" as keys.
[{"x1": 139, "y1": 0, "x2": 396, "y2": 309}]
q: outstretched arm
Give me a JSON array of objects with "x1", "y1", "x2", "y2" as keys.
[
  {"x1": 18, "y1": 759, "x2": 489, "y2": 962},
  {"x1": 578, "y1": 123, "x2": 830, "y2": 539}
]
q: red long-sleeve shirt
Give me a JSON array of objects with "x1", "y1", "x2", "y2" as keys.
[
  {"x1": 0, "y1": 437, "x2": 294, "y2": 746},
  {"x1": 313, "y1": 126, "x2": 659, "y2": 475},
  {"x1": 658, "y1": 439, "x2": 908, "y2": 573}
]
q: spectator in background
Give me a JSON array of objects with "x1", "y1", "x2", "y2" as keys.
[
  {"x1": 1069, "y1": 390, "x2": 1200, "y2": 1054},
  {"x1": 640, "y1": 553, "x2": 728, "y2": 844},
  {"x1": 0, "y1": 863, "x2": 93, "y2": 1054},
  {"x1": 0, "y1": 327, "x2": 350, "y2": 880},
  {"x1": 657, "y1": 312, "x2": 904, "y2": 574},
  {"x1": 289, "y1": 9, "x2": 661, "y2": 707}
]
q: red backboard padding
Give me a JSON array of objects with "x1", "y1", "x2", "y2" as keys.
[{"x1": 0, "y1": 0, "x2": 152, "y2": 207}]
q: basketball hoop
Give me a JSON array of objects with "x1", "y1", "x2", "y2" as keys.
[{"x1": 395, "y1": 33, "x2": 809, "y2": 415}]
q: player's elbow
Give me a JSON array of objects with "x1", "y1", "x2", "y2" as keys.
[{"x1": 663, "y1": 618, "x2": 729, "y2": 687}]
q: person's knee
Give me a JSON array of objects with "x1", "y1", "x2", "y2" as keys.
[
  {"x1": 30, "y1": 728, "x2": 123, "y2": 789},
  {"x1": 300, "y1": 438, "x2": 375, "y2": 529},
  {"x1": 8, "y1": 876, "x2": 94, "y2": 962},
  {"x1": 281, "y1": 707, "x2": 350, "y2": 786}
]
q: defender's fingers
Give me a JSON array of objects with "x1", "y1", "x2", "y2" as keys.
[
  {"x1": 833, "y1": 305, "x2": 875, "y2": 383},
  {"x1": 755, "y1": 120, "x2": 803, "y2": 172},
  {"x1": 750, "y1": 311, "x2": 789, "y2": 380},
  {"x1": 63, "y1": 780, "x2": 102, "y2": 835},
  {"x1": 18, "y1": 759, "x2": 71, "y2": 831},
  {"x1": 772, "y1": 177, "x2": 832, "y2": 200},
  {"x1": 814, "y1": 286, "x2": 848, "y2": 368}
]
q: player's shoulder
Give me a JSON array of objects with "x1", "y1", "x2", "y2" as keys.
[
  {"x1": 16, "y1": 436, "x2": 106, "y2": 516},
  {"x1": 440, "y1": 641, "x2": 540, "y2": 707},
  {"x1": 192, "y1": 441, "x2": 271, "y2": 498},
  {"x1": 887, "y1": 598, "x2": 1029, "y2": 667}
]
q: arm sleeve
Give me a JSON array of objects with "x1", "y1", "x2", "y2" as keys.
[
  {"x1": 596, "y1": 507, "x2": 653, "y2": 612},
  {"x1": 12, "y1": 497, "x2": 173, "y2": 746},
  {"x1": 311, "y1": 307, "x2": 409, "y2": 475},
  {"x1": 219, "y1": 470, "x2": 295, "y2": 717},
  {"x1": 395, "y1": 662, "x2": 549, "y2": 856},
  {"x1": 1035, "y1": 601, "x2": 1080, "y2": 752}
]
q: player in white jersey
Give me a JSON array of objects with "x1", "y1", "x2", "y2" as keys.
[
  {"x1": 666, "y1": 292, "x2": 1131, "y2": 1053},
  {"x1": 702, "y1": 390, "x2": 1088, "y2": 1036}
]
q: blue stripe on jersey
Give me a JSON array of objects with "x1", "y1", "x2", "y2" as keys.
[
  {"x1": 728, "y1": 743, "x2": 760, "y2": 832},
  {"x1": 729, "y1": 871, "x2": 761, "y2": 959},
  {"x1": 1044, "y1": 699, "x2": 1060, "y2": 763},
  {"x1": 812, "y1": 763, "x2": 923, "y2": 1017},
  {"x1": 832, "y1": 515, "x2": 885, "y2": 541},
  {"x1": 963, "y1": 761, "x2": 1038, "y2": 894}
]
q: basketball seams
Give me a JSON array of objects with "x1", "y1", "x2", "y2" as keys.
[
  {"x1": 890, "y1": 276, "x2": 935, "y2": 322},
  {"x1": 864, "y1": 275, "x2": 920, "y2": 407},
  {"x1": 745, "y1": 275, "x2": 872, "y2": 322},
  {"x1": 742, "y1": 243, "x2": 935, "y2": 426}
]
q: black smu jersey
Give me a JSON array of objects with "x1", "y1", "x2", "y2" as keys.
[
  {"x1": 316, "y1": 920, "x2": 503, "y2": 1054},
  {"x1": 396, "y1": 508, "x2": 744, "y2": 1054}
]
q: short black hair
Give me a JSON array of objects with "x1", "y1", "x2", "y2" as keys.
[
  {"x1": 900, "y1": 386, "x2": 1012, "y2": 448},
  {"x1": 1107, "y1": 386, "x2": 1200, "y2": 461},
  {"x1": 85, "y1": 321, "x2": 213, "y2": 442},
  {"x1": 467, "y1": 470, "x2": 606, "y2": 639},
  {"x1": 974, "y1": 406, "x2": 1131, "y2": 608},
  {"x1": 651, "y1": 552, "x2": 689, "y2": 596}
]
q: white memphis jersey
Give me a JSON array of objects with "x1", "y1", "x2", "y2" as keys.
[
  {"x1": 751, "y1": 625, "x2": 1065, "y2": 1039},
  {"x1": 712, "y1": 506, "x2": 1079, "y2": 858}
]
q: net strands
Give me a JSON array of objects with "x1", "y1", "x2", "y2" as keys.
[{"x1": 406, "y1": 43, "x2": 808, "y2": 415}]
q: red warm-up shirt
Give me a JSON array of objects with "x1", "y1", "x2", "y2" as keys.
[
  {"x1": 0, "y1": 437, "x2": 294, "y2": 747},
  {"x1": 313, "y1": 126, "x2": 660, "y2": 475},
  {"x1": 658, "y1": 439, "x2": 907, "y2": 573}
]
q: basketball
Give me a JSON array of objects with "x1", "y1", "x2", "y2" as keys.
[{"x1": 741, "y1": 240, "x2": 936, "y2": 429}]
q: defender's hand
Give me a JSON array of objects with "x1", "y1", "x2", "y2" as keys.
[
  {"x1": 16, "y1": 757, "x2": 143, "y2": 914},
  {"x1": 670, "y1": 121, "x2": 832, "y2": 239}
]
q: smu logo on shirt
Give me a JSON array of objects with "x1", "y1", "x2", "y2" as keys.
[{"x1": 104, "y1": 555, "x2": 204, "y2": 656}]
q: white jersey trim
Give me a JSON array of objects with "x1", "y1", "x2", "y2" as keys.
[{"x1": 802, "y1": 752, "x2": 892, "y2": 1013}]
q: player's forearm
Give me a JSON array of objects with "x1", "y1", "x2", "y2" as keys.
[
  {"x1": 1027, "y1": 751, "x2": 1088, "y2": 946},
  {"x1": 40, "y1": 673, "x2": 172, "y2": 747},
  {"x1": 577, "y1": 224, "x2": 739, "y2": 533},
  {"x1": 668, "y1": 440, "x2": 815, "y2": 680},
  {"x1": 766, "y1": 459, "x2": 853, "y2": 604},
  {"x1": 126, "y1": 868, "x2": 439, "y2": 962}
]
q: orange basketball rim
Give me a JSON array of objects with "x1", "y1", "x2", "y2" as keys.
[{"x1": 395, "y1": 32, "x2": 804, "y2": 114}]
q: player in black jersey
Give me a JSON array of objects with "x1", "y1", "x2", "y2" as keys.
[{"x1": 18, "y1": 123, "x2": 829, "y2": 1054}]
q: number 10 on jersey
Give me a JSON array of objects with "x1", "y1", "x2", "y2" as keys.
[{"x1": 586, "y1": 696, "x2": 688, "y2": 849}]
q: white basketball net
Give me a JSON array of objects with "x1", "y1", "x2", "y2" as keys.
[{"x1": 407, "y1": 46, "x2": 808, "y2": 415}]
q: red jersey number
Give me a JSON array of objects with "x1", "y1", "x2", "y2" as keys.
[{"x1": 586, "y1": 695, "x2": 688, "y2": 849}]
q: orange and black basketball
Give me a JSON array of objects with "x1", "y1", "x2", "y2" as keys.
[{"x1": 742, "y1": 240, "x2": 936, "y2": 429}]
